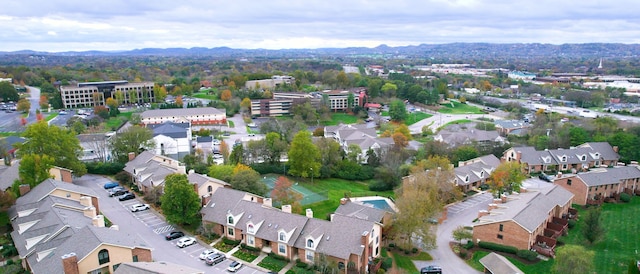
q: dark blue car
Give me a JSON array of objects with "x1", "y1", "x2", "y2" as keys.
[{"x1": 103, "y1": 182, "x2": 120, "y2": 189}]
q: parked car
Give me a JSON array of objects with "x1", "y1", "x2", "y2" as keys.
[
  {"x1": 165, "y1": 231, "x2": 185, "y2": 240},
  {"x1": 205, "y1": 253, "x2": 226, "y2": 266},
  {"x1": 103, "y1": 182, "x2": 120, "y2": 189},
  {"x1": 109, "y1": 189, "x2": 129, "y2": 197},
  {"x1": 130, "y1": 203, "x2": 150, "y2": 212},
  {"x1": 227, "y1": 261, "x2": 243, "y2": 272},
  {"x1": 107, "y1": 186, "x2": 124, "y2": 194},
  {"x1": 199, "y1": 249, "x2": 217, "y2": 260},
  {"x1": 118, "y1": 192, "x2": 135, "y2": 201},
  {"x1": 538, "y1": 173, "x2": 554, "y2": 182},
  {"x1": 176, "y1": 237, "x2": 196, "y2": 248},
  {"x1": 420, "y1": 265, "x2": 442, "y2": 274}
]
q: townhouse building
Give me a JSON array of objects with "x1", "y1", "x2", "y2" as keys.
[
  {"x1": 324, "y1": 124, "x2": 393, "y2": 164},
  {"x1": 148, "y1": 121, "x2": 192, "y2": 160},
  {"x1": 123, "y1": 151, "x2": 186, "y2": 193},
  {"x1": 454, "y1": 155, "x2": 501, "y2": 192},
  {"x1": 553, "y1": 165, "x2": 640, "y2": 205},
  {"x1": 139, "y1": 107, "x2": 226, "y2": 126}
]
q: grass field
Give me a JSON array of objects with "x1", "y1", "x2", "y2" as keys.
[
  {"x1": 192, "y1": 91, "x2": 218, "y2": 100},
  {"x1": 299, "y1": 178, "x2": 395, "y2": 220},
  {"x1": 322, "y1": 113, "x2": 359, "y2": 126},
  {"x1": 405, "y1": 112, "x2": 433, "y2": 125},
  {"x1": 438, "y1": 101, "x2": 484, "y2": 114},
  {"x1": 557, "y1": 197, "x2": 640, "y2": 273}
]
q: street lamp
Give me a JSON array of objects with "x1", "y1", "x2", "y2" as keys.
[{"x1": 310, "y1": 167, "x2": 314, "y2": 184}]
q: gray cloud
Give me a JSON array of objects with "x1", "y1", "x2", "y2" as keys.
[{"x1": 1, "y1": 0, "x2": 639, "y2": 52}]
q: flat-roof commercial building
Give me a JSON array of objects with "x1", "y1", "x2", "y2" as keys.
[{"x1": 60, "y1": 80, "x2": 155, "y2": 109}]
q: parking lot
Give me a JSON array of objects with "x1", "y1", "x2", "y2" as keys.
[
  {"x1": 446, "y1": 192, "x2": 492, "y2": 215},
  {"x1": 90, "y1": 178, "x2": 265, "y2": 273}
]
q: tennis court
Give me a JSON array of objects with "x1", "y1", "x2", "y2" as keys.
[{"x1": 262, "y1": 175, "x2": 327, "y2": 205}]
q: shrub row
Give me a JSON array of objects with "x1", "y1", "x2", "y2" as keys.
[
  {"x1": 463, "y1": 241, "x2": 474, "y2": 249},
  {"x1": 620, "y1": 192, "x2": 631, "y2": 203},
  {"x1": 240, "y1": 243, "x2": 260, "y2": 253},
  {"x1": 85, "y1": 162, "x2": 125, "y2": 175},
  {"x1": 478, "y1": 241, "x2": 518, "y2": 254},
  {"x1": 222, "y1": 238, "x2": 241, "y2": 246},
  {"x1": 268, "y1": 252, "x2": 290, "y2": 262},
  {"x1": 517, "y1": 249, "x2": 538, "y2": 261}
]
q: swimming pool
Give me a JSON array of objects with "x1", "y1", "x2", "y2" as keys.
[{"x1": 361, "y1": 199, "x2": 394, "y2": 212}]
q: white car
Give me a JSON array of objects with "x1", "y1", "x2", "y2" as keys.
[
  {"x1": 130, "y1": 204, "x2": 150, "y2": 212},
  {"x1": 176, "y1": 237, "x2": 196, "y2": 248},
  {"x1": 227, "y1": 261, "x2": 243, "y2": 272},
  {"x1": 199, "y1": 249, "x2": 217, "y2": 260}
]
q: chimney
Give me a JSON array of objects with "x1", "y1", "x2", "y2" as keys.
[
  {"x1": 493, "y1": 198, "x2": 502, "y2": 204},
  {"x1": 500, "y1": 195, "x2": 507, "y2": 203},
  {"x1": 92, "y1": 215, "x2": 105, "y2": 227},
  {"x1": 80, "y1": 196, "x2": 92, "y2": 207},
  {"x1": 557, "y1": 172, "x2": 562, "y2": 178},
  {"x1": 613, "y1": 146, "x2": 619, "y2": 153},
  {"x1": 188, "y1": 169, "x2": 195, "y2": 174},
  {"x1": 128, "y1": 152, "x2": 136, "y2": 161},
  {"x1": 478, "y1": 210, "x2": 489, "y2": 218},
  {"x1": 177, "y1": 164, "x2": 187, "y2": 175},
  {"x1": 340, "y1": 198, "x2": 349, "y2": 205},
  {"x1": 516, "y1": 151, "x2": 522, "y2": 161},
  {"x1": 520, "y1": 187, "x2": 527, "y2": 193},
  {"x1": 110, "y1": 225, "x2": 119, "y2": 231},
  {"x1": 83, "y1": 206, "x2": 96, "y2": 218},
  {"x1": 19, "y1": 184, "x2": 31, "y2": 196},
  {"x1": 282, "y1": 205, "x2": 292, "y2": 214},
  {"x1": 263, "y1": 198, "x2": 272, "y2": 207},
  {"x1": 488, "y1": 203, "x2": 497, "y2": 210},
  {"x1": 61, "y1": 253, "x2": 79, "y2": 274},
  {"x1": 306, "y1": 209, "x2": 313, "y2": 218}
]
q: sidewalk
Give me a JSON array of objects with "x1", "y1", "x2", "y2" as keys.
[{"x1": 223, "y1": 245, "x2": 275, "y2": 273}]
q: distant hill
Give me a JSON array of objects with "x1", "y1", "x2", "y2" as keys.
[{"x1": 1, "y1": 43, "x2": 640, "y2": 59}]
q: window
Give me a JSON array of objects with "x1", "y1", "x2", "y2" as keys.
[
  {"x1": 113, "y1": 264, "x2": 121, "y2": 271},
  {"x1": 499, "y1": 224, "x2": 503, "y2": 232},
  {"x1": 208, "y1": 185, "x2": 213, "y2": 193},
  {"x1": 279, "y1": 232, "x2": 286, "y2": 242},
  {"x1": 228, "y1": 226, "x2": 234, "y2": 237},
  {"x1": 605, "y1": 185, "x2": 608, "y2": 190},
  {"x1": 278, "y1": 243, "x2": 286, "y2": 255},
  {"x1": 306, "y1": 250, "x2": 314, "y2": 261},
  {"x1": 228, "y1": 216, "x2": 234, "y2": 225},
  {"x1": 247, "y1": 224, "x2": 254, "y2": 234},
  {"x1": 567, "y1": 179, "x2": 572, "y2": 186},
  {"x1": 562, "y1": 164, "x2": 568, "y2": 170},
  {"x1": 307, "y1": 239, "x2": 314, "y2": 248},
  {"x1": 98, "y1": 249, "x2": 110, "y2": 265},
  {"x1": 247, "y1": 235, "x2": 255, "y2": 246},
  {"x1": 132, "y1": 255, "x2": 138, "y2": 262},
  {"x1": 561, "y1": 156, "x2": 567, "y2": 162},
  {"x1": 338, "y1": 262, "x2": 345, "y2": 270},
  {"x1": 581, "y1": 155, "x2": 586, "y2": 161},
  {"x1": 497, "y1": 234, "x2": 503, "y2": 240}
]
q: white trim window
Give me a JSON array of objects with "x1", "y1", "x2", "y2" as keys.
[
  {"x1": 306, "y1": 250, "x2": 314, "y2": 262},
  {"x1": 247, "y1": 235, "x2": 255, "y2": 247},
  {"x1": 278, "y1": 243, "x2": 287, "y2": 255}
]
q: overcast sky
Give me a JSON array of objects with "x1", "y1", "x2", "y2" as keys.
[{"x1": 1, "y1": 0, "x2": 639, "y2": 52}]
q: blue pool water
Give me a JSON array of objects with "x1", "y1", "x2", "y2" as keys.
[{"x1": 362, "y1": 199, "x2": 394, "y2": 212}]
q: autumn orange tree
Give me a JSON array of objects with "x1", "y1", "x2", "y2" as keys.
[
  {"x1": 176, "y1": 95, "x2": 183, "y2": 107},
  {"x1": 220, "y1": 89, "x2": 232, "y2": 101},
  {"x1": 271, "y1": 176, "x2": 302, "y2": 213},
  {"x1": 487, "y1": 161, "x2": 526, "y2": 197},
  {"x1": 39, "y1": 95, "x2": 48, "y2": 109}
]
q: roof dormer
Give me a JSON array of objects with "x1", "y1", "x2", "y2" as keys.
[
  {"x1": 306, "y1": 234, "x2": 323, "y2": 251},
  {"x1": 246, "y1": 220, "x2": 264, "y2": 235},
  {"x1": 226, "y1": 211, "x2": 244, "y2": 227},
  {"x1": 560, "y1": 155, "x2": 567, "y2": 162},
  {"x1": 278, "y1": 228, "x2": 296, "y2": 243}
]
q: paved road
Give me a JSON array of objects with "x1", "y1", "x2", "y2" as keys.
[
  {"x1": 26, "y1": 86, "x2": 40, "y2": 124},
  {"x1": 74, "y1": 174, "x2": 267, "y2": 274}
]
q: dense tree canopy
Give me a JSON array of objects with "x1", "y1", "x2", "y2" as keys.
[
  {"x1": 0, "y1": 82, "x2": 19, "y2": 102},
  {"x1": 19, "y1": 121, "x2": 87, "y2": 176},
  {"x1": 287, "y1": 130, "x2": 320, "y2": 179},
  {"x1": 109, "y1": 125, "x2": 155, "y2": 163},
  {"x1": 161, "y1": 174, "x2": 201, "y2": 225}
]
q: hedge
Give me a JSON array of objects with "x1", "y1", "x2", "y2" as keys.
[
  {"x1": 222, "y1": 238, "x2": 241, "y2": 246},
  {"x1": 463, "y1": 241, "x2": 474, "y2": 249},
  {"x1": 380, "y1": 257, "x2": 393, "y2": 270},
  {"x1": 517, "y1": 249, "x2": 538, "y2": 261},
  {"x1": 620, "y1": 192, "x2": 631, "y2": 203},
  {"x1": 240, "y1": 243, "x2": 260, "y2": 252},
  {"x1": 85, "y1": 162, "x2": 125, "y2": 175},
  {"x1": 478, "y1": 241, "x2": 518, "y2": 254}
]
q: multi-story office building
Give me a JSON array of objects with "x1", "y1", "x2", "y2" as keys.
[{"x1": 60, "y1": 80, "x2": 155, "y2": 108}]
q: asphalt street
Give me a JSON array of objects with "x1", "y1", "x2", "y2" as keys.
[{"x1": 74, "y1": 174, "x2": 268, "y2": 274}]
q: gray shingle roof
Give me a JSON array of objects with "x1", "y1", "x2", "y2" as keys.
[
  {"x1": 76, "y1": 133, "x2": 110, "y2": 143},
  {"x1": 476, "y1": 185, "x2": 574, "y2": 232},
  {"x1": 114, "y1": 261, "x2": 204, "y2": 274},
  {"x1": 187, "y1": 172, "x2": 229, "y2": 189},
  {"x1": 123, "y1": 151, "x2": 156, "y2": 174},
  {"x1": 454, "y1": 155, "x2": 501, "y2": 186},
  {"x1": 0, "y1": 160, "x2": 20, "y2": 191},
  {"x1": 124, "y1": 151, "x2": 180, "y2": 187},
  {"x1": 334, "y1": 202, "x2": 387, "y2": 222},
  {"x1": 479, "y1": 252, "x2": 524, "y2": 274},
  {"x1": 12, "y1": 179, "x2": 97, "y2": 209},
  {"x1": 511, "y1": 142, "x2": 619, "y2": 166},
  {"x1": 294, "y1": 214, "x2": 373, "y2": 260},
  {"x1": 140, "y1": 107, "x2": 224, "y2": 119},
  {"x1": 576, "y1": 166, "x2": 640, "y2": 187},
  {"x1": 149, "y1": 122, "x2": 189, "y2": 138}
]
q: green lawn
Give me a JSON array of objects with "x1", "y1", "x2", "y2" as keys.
[
  {"x1": 381, "y1": 111, "x2": 389, "y2": 116},
  {"x1": 438, "y1": 101, "x2": 483, "y2": 114},
  {"x1": 557, "y1": 197, "x2": 640, "y2": 274},
  {"x1": 322, "y1": 113, "x2": 359, "y2": 126},
  {"x1": 45, "y1": 113, "x2": 58, "y2": 121},
  {"x1": 193, "y1": 91, "x2": 218, "y2": 100},
  {"x1": 228, "y1": 120, "x2": 235, "y2": 128},
  {"x1": 443, "y1": 119, "x2": 472, "y2": 127},
  {"x1": 297, "y1": 178, "x2": 395, "y2": 220},
  {"x1": 0, "y1": 132, "x2": 19, "y2": 137},
  {"x1": 405, "y1": 112, "x2": 433, "y2": 126},
  {"x1": 233, "y1": 249, "x2": 259, "y2": 263},
  {"x1": 391, "y1": 252, "x2": 418, "y2": 273},
  {"x1": 469, "y1": 250, "x2": 554, "y2": 274},
  {"x1": 257, "y1": 255, "x2": 288, "y2": 272}
]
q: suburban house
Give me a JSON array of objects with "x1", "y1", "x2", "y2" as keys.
[
  {"x1": 124, "y1": 151, "x2": 186, "y2": 193},
  {"x1": 187, "y1": 171, "x2": 231, "y2": 206},
  {"x1": 139, "y1": 107, "x2": 226, "y2": 126},
  {"x1": 433, "y1": 123, "x2": 506, "y2": 147},
  {"x1": 114, "y1": 261, "x2": 203, "y2": 274},
  {"x1": 334, "y1": 198, "x2": 393, "y2": 235},
  {"x1": 494, "y1": 120, "x2": 530, "y2": 136},
  {"x1": 201, "y1": 188, "x2": 382, "y2": 273},
  {"x1": 324, "y1": 124, "x2": 394, "y2": 163},
  {"x1": 454, "y1": 155, "x2": 501, "y2": 192},
  {"x1": 501, "y1": 142, "x2": 620, "y2": 174},
  {"x1": 553, "y1": 166, "x2": 640, "y2": 205},
  {"x1": 8, "y1": 179, "x2": 153, "y2": 273},
  {"x1": 0, "y1": 135, "x2": 25, "y2": 163},
  {"x1": 472, "y1": 185, "x2": 574, "y2": 257},
  {"x1": 77, "y1": 133, "x2": 114, "y2": 162},
  {"x1": 148, "y1": 121, "x2": 192, "y2": 160},
  {"x1": 0, "y1": 160, "x2": 19, "y2": 194}
]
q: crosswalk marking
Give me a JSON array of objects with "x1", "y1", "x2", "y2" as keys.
[{"x1": 153, "y1": 224, "x2": 174, "y2": 234}]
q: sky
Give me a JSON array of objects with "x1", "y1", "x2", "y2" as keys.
[{"x1": 1, "y1": 0, "x2": 639, "y2": 52}]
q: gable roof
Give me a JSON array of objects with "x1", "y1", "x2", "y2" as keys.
[
  {"x1": 148, "y1": 122, "x2": 189, "y2": 138},
  {"x1": 114, "y1": 261, "x2": 204, "y2": 274},
  {"x1": 479, "y1": 252, "x2": 524, "y2": 274},
  {"x1": 575, "y1": 166, "x2": 640, "y2": 187},
  {"x1": 0, "y1": 160, "x2": 20, "y2": 191},
  {"x1": 12, "y1": 179, "x2": 98, "y2": 209},
  {"x1": 454, "y1": 155, "x2": 501, "y2": 186},
  {"x1": 495, "y1": 120, "x2": 528, "y2": 130},
  {"x1": 140, "y1": 107, "x2": 224, "y2": 119},
  {"x1": 476, "y1": 185, "x2": 574, "y2": 232},
  {"x1": 187, "y1": 172, "x2": 230, "y2": 189},
  {"x1": 509, "y1": 142, "x2": 619, "y2": 166},
  {"x1": 294, "y1": 214, "x2": 373, "y2": 260},
  {"x1": 124, "y1": 151, "x2": 182, "y2": 188},
  {"x1": 334, "y1": 201, "x2": 387, "y2": 222},
  {"x1": 76, "y1": 133, "x2": 110, "y2": 143}
]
